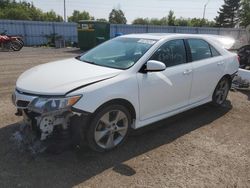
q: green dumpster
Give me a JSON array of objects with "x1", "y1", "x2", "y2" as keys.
[{"x1": 77, "y1": 20, "x2": 110, "y2": 50}]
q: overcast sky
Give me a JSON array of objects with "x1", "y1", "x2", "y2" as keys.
[{"x1": 26, "y1": 0, "x2": 224, "y2": 23}]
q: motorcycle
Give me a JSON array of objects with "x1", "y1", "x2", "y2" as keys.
[{"x1": 0, "y1": 31, "x2": 23, "y2": 51}]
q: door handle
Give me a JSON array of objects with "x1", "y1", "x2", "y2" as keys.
[
  {"x1": 183, "y1": 69, "x2": 192, "y2": 75},
  {"x1": 217, "y1": 61, "x2": 225, "y2": 65}
]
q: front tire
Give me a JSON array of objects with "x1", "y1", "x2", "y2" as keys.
[
  {"x1": 212, "y1": 77, "x2": 230, "y2": 106},
  {"x1": 11, "y1": 40, "x2": 23, "y2": 51},
  {"x1": 86, "y1": 104, "x2": 131, "y2": 152}
]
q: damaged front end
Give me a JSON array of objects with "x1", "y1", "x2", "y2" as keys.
[{"x1": 12, "y1": 89, "x2": 86, "y2": 153}]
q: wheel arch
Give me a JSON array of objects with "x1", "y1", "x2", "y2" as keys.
[
  {"x1": 211, "y1": 74, "x2": 232, "y2": 99},
  {"x1": 94, "y1": 98, "x2": 137, "y2": 123},
  {"x1": 221, "y1": 74, "x2": 232, "y2": 87},
  {"x1": 212, "y1": 74, "x2": 232, "y2": 95}
]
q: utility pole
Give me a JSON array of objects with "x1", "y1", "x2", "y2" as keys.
[
  {"x1": 203, "y1": 0, "x2": 210, "y2": 20},
  {"x1": 64, "y1": 0, "x2": 66, "y2": 22}
]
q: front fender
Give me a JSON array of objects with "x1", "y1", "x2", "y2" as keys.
[{"x1": 69, "y1": 74, "x2": 139, "y2": 119}]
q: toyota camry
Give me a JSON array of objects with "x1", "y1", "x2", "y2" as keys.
[{"x1": 12, "y1": 33, "x2": 239, "y2": 152}]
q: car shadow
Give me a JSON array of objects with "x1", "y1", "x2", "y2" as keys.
[{"x1": 0, "y1": 101, "x2": 232, "y2": 188}]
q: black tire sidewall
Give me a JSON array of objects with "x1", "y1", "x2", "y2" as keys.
[
  {"x1": 86, "y1": 104, "x2": 132, "y2": 152},
  {"x1": 11, "y1": 41, "x2": 22, "y2": 51}
]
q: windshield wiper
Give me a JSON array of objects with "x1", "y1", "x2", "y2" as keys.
[
  {"x1": 75, "y1": 57, "x2": 96, "y2": 65},
  {"x1": 83, "y1": 59, "x2": 96, "y2": 65}
]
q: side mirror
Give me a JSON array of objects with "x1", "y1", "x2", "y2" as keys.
[{"x1": 145, "y1": 60, "x2": 166, "y2": 72}]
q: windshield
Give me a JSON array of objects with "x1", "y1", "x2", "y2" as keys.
[{"x1": 79, "y1": 37, "x2": 156, "y2": 69}]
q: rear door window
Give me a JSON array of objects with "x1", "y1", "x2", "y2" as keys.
[{"x1": 187, "y1": 39, "x2": 212, "y2": 61}]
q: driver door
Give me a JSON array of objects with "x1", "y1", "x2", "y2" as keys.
[{"x1": 137, "y1": 39, "x2": 193, "y2": 121}]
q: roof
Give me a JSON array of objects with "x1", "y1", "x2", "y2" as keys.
[
  {"x1": 120, "y1": 33, "x2": 235, "y2": 49},
  {"x1": 120, "y1": 33, "x2": 176, "y2": 40},
  {"x1": 120, "y1": 33, "x2": 200, "y2": 40}
]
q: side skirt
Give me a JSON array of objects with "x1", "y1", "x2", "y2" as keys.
[{"x1": 135, "y1": 97, "x2": 212, "y2": 129}]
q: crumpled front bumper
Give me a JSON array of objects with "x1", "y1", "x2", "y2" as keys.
[{"x1": 12, "y1": 89, "x2": 77, "y2": 141}]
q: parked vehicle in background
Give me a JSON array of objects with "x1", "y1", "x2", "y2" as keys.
[
  {"x1": 0, "y1": 31, "x2": 23, "y2": 51},
  {"x1": 12, "y1": 33, "x2": 239, "y2": 152},
  {"x1": 1, "y1": 31, "x2": 24, "y2": 46},
  {"x1": 237, "y1": 45, "x2": 250, "y2": 69}
]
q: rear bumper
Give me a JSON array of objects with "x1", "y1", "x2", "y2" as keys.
[{"x1": 231, "y1": 71, "x2": 238, "y2": 80}]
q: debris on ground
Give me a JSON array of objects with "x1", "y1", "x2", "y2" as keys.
[
  {"x1": 11, "y1": 123, "x2": 47, "y2": 155},
  {"x1": 232, "y1": 75, "x2": 250, "y2": 90}
]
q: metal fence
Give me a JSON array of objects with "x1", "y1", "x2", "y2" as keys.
[
  {"x1": 0, "y1": 19, "x2": 77, "y2": 46},
  {"x1": 0, "y1": 20, "x2": 248, "y2": 48},
  {"x1": 110, "y1": 24, "x2": 248, "y2": 48}
]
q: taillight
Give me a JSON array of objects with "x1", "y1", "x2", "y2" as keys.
[{"x1": 237, "y1": 55, "x2": 240, "y2": 64}]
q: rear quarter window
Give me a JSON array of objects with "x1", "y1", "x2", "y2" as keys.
[{"x1": 210, "y1": 45, "x2": 221, "y2": 57}]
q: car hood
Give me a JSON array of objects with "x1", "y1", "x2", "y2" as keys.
[{"x1": 16, "y1": 58, "x2": 122, "y2": 95}]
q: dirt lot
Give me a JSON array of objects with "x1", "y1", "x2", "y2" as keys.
[{"x1": 0, "y1": 47, "x2": 249, "y2": 188}]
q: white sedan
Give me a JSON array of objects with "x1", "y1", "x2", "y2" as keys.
[{"x1": 13, "y1": 33, "x2": 239, "y2": 152}]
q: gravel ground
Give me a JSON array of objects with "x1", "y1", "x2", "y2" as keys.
[{"x1": 0, "y1": 47, "x2": 249, "y2": 188}]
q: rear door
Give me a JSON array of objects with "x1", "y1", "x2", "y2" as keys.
[
  {"x1": 187, "y1": 39, "x2": 225, "y2": 104},
  {"x1": 137, "y1": 39, "x2": 193, "y2": 121}
]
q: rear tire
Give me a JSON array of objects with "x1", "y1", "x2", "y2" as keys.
[
  {"x1": 212, "y1": 77, "x2": 230, "y2": 106},
  {"x1": 86, "y1": 104, "x2": 131, "y2": 152}
]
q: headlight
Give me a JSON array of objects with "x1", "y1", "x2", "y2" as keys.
[{"x1": 28, "y1": 95, "x2": 81, "y2": 114}]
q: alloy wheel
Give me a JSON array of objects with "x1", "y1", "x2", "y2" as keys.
[
  {"x1": 214, "y1": 79, "x2": 229, "y2": 105},
  {"x1": 94, "y1": 110, "x2": 128, "y2": 149}
]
